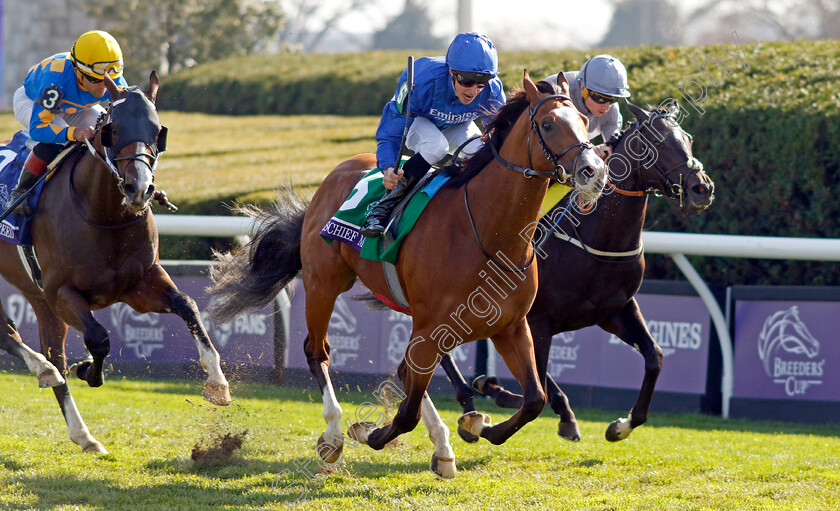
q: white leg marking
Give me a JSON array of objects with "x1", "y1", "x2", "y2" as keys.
[
  {"x1": 62, "y1": 392, "x2": 106, "y2": 453},
  {"x1": 321, "y1": 366, "x2": 344, "y2": 448},
  {"x1": 21, "y1": 347, "x2": 65, "y2": 387}
]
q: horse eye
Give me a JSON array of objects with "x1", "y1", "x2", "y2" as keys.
[{"x1": 541, "y1": 120, "x2": 552, "y2": 131}]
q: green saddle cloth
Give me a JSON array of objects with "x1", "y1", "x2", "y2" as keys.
[{"x1": 320, "y1": 164, "x2": 451, "y2": 264}]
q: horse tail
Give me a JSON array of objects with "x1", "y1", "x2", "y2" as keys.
[{"x1": 207, "y1": 186, "x2": 307, "y2": 324}]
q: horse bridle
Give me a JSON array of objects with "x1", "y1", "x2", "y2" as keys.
[
  {"x1": 630, "y1": 112, "x2": 703, "y2": 207},
  {"x1": 470, "y1": 93, "x2": 595, "y2": 273},
  {"x1": 488, "y1": 94, "x2": 594, "y2": 184},
  {"x1": 85, "y1": 97, "x2": 166, "y2": 197}
]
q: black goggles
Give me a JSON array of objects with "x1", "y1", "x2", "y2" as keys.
[
  {"x1": 454, "y1": 71, "x2": 493, "y2": 88},
  {"x1": 588, "y1": 89, "x2": 619, "y2": 104}
]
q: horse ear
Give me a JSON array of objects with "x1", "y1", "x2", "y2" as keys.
[
  {"x1": 146, "y1": 71, "x2": 160, "y2": 104},
  {"x1": 104, "y1": 74, "x2": 121, "y2": 100},
  {"x1": 523, "y1": 69, "x2": 540, "y2": 103},
  {"x1": 627, "y1": 102, "x2": 649, "y2": 122},
  {"x1": 555, "y1": 72, "x2": 570, "y2": 94}
]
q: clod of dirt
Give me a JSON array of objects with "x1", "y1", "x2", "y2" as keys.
[{"x1": 191, "y1": 430, "x2": 248, "y2": 468}]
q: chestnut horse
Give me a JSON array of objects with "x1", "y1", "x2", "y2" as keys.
[
  {"x1": 440, "y1": 101, "x2": 715, "y2": 443},
  {"x1": 208, "y1": 72, "x2": 606, "y2": 477},
  {"x1": 0, "y1": 73, "x2": 230, "y2": 453}
]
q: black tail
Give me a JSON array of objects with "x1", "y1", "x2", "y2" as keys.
[{"x1": 207, "y1": 186, "x2": 307, "y2": 324}]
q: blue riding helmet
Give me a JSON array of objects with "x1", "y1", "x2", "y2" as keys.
[
  {"x1": 445, "y1": 32, "x2": 498, "y2": 76},
  {"x1": 580, "y1": 54, "x2": 631, "y2": 98}
]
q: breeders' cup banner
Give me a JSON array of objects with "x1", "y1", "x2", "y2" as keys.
[
  {"x1": 733, "y1": 301, "x2": 839, "y2": 402},
  {"x1": 285, "y1": 279, "x2": 477, "y2": 377},
  {"x1": 0, "y1": 276, "x2": 274, "y2": 367},
  {"x1": 495, "y1": 293, "x2": 711, "y2": 394}
]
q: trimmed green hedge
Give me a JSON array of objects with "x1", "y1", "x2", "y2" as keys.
[{"x1": 157, "y1": 40, "x2": 840, "y2": 286}]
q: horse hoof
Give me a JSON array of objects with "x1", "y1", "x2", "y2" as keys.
[
  {"x1": 37, "y1": 368, "x2": 66, "y2": 388},
  {"x1": 558, "y1": 421, "x2": 581, "y2": 442},
  {"x1": 430, "y1": 454, "x2": 457, "y2": 479},
  {"x1": 69, "y1": 359, "x2": 92, "y2": 380},
  {"x1": 347, "y1": 422, "x2": 377, "y2": 445},
  {"x1": 203, "y1": 384, "x2": 232, "y2": 406},
  {"x1": 83, "y1": 442, "x2": 108, "y2": 454},
  {"x1": 605, "y1": 417, "x2": 633, "y2": 442},
  {"x1": 458, "y1": 411, "x2": 491, "y2": 437},
  {"x1": 316, "y1": 433, "x2": 344, "y2": 464},
  {"x1": 471, "y1": 375, "x2": 500, "y2": 395},
  {"x1": 457, "y1": 425, "x2": 480, "y2": 444}
]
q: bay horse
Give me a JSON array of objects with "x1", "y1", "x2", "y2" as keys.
[
  {"x1": 208, "y1": 72, "x2": 607, "y2": 478},
  {"x1": 0, "y1": 73, "x2": 230, "y2": 453},
  {"x1": 440, "y1": 101, "x2": 715, "y2": 443}
]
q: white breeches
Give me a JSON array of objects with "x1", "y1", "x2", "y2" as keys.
[{"x1": 406, "y1": 116, "x2": 484, "y2": 165}]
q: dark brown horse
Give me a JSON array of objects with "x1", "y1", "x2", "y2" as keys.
[
  {"x1": 208, "y1": 72, "x2": 607, "y2": 478},
  {"x1": 441, "y1": 101, "x2": 715, "y2": 443},
  {"x1": 0, "y1": 73, "x2": 230, "y2": 453}
]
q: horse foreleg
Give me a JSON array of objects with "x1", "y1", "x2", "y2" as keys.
[
  {"x1": 55, "y1": 286, "x2": 108, "y2": 387},
  {"x1": 0, "y1": 308, "x2": 63, "y2": 387},
  {"x1": 353, "y1": 352, "x2": 435, "y2": 452},
  {"x1": 439, "y1": 352, "x2": 480, "y2": 443},
  {"x1": 545, "y1": 374, "x2": 580, "y2": 442},
  {"x1": 459, "y1": 320, "x2": 546, "y2": 445},
  {"x1": 598, "y1": 298, "x2": 663, "y2": 442},
  {"x1": 122, "y1": 266, "x2": 230, "y2": 406},
  {"x1": 530, "y1": 317, "x2": 581, "y2": 442}
]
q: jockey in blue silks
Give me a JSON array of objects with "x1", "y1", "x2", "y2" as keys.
[
  {"x1": 361, "y1": 32, "x2": 506, "y2": 238},
  {"x1": 9, "y1": 30, "x2": 128, "y2": 216}
]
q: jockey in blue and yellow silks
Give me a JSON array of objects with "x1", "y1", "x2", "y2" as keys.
[
  {"x1": 9, "y1": 30, "x2": 128, "y2": 216},
  {"x1": 360, "y1": 32, "x2": 506, "y2": 238}
]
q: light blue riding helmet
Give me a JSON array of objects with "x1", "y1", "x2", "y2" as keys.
[
  {"x1": 579, "y1": 54, "x2": 631, "y2": 98},
  {"x1": 445, "y1": 32, "x2": 498, "y2": 76}
]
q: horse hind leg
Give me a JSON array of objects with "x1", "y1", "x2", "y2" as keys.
[
  {"x1": 53, "y1": 383, "x2": 107, "y2": 453},
  {"x1": 122, "y1": 265, "x2": 230, "y2": 406},
  {"x1": 167, "y1": 289, "x2": 230, "y2": 406},
  {"x1": 28, "y1": 297, "x2": 105, "y2": 452},
  {"x1": 420, "y1": 392, "x2": 456, "y2": 479},
  {"x1": 0, "y1": 307, "x2": 64, "y2": 387}
]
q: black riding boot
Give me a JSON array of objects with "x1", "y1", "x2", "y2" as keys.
[
  {"x1": 360, "y1": 175, "x2": 418, "y2": 238},
  {"x1": 8, "y1": 167, "x2": 42, "y2": 217},
  {"x1": 360, "y1": 154, "x2": 432, "y2": 237}
]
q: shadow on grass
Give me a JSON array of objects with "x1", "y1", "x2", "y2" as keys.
[{"x1": 1, "y1": 473, "x2": 304, "y2": 511}]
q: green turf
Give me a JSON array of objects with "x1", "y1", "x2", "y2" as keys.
[{"x1": 0, "y1": 371, "x2": 838, "y2": 510}]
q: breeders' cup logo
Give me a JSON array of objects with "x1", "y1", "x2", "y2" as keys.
[
  {"x1": 328, "y1": 295, "x2": 360, "y2": 367},
  {"x1": 110, "y1": 303, "x2": 164, "y2": 358},
  {"x1": 549, "y1": 331, "x2": 578, "y2": 377},
  {"x1": 757, "y1": 306, "x2": 824, "y2": 397}
]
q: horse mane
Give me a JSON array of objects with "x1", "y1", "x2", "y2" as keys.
[
  {"x1": 613, "y1": 103, "x2": 682, "y2": 146},
  {"x1": 441, "y1": 80, "x2": 563, "y2": 189}
]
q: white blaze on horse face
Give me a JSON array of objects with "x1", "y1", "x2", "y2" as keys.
[
  {"x1": 553, "y1": 107, "x2": 607, "y2": 202},
  {"x1": 124, "y1": 141, "x2": 155, "y2": 207}
]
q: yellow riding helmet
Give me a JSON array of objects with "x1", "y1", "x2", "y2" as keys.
[{"x1": 71, "y1": 30, "x2": 124, "y2": 80}]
